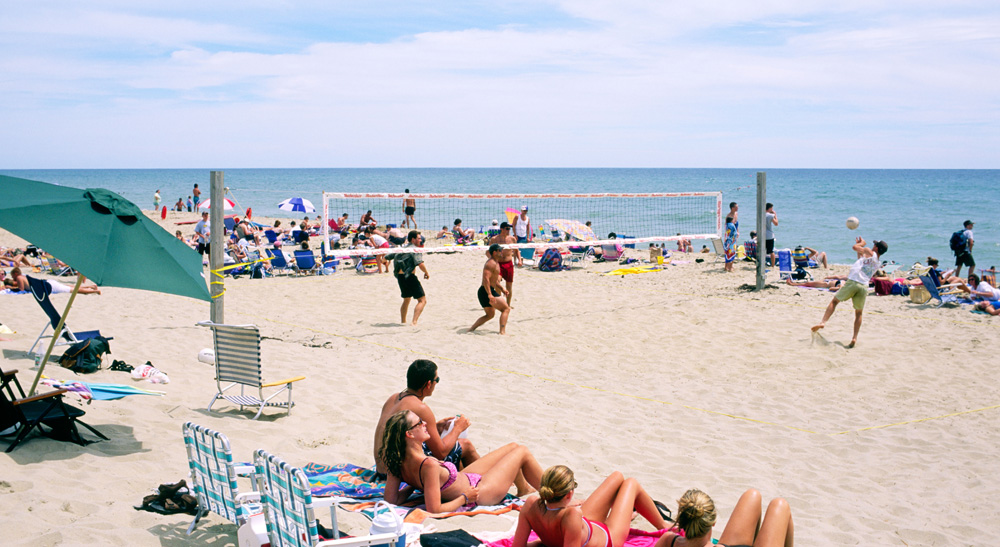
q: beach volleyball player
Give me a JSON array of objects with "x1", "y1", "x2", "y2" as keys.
[
  {"x1": 812, "y1": 237, "x2": 888, "y2": 348},
  {"x1": 469, "y1": 244, "x2": 511, "y2": 335}
]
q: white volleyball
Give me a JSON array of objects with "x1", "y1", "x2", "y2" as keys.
[{"x1": 846, "y1": 217, "x2": 860, "y2": 230}]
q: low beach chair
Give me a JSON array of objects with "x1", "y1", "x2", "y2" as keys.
[
  {"x1": 266, "y1": 248, "x2": 293, "y2": 275},
  {"x1": 518, "y1": 247, "x2": 536, "y2": 267},
  {"x1": 254, "y1": 448, "x2": 402, "y2": 547},
  {"x1": 981, "y1": 268, "x2": 997, "y2": 288},
  {"x1": 743, "y1": 240, "x2": 757, "y2": 262},
  {"x1": 293, "y1": 250, "x2": 321, "y2": 275},
  {"x1": 776, "y1": 249, "x2": 794, "y2": 280},
  {"x1": 45, "y1": 257, "x2": 74, "y2": 276},
  {"x1": 182, "y1": 422, "x2": 262, "y2": 535},
  {"x1": 710, "y1": 238, "x2": 725, "y2": 262},
  {"x1": 26, "y1": 276, "x2": 108, "y2": 356},
  {"x1": 1, "y1": 367, "x2": 26, "y2": 400},
  {"x1": 0, "y1": 385, "x2": 108, "y2": 453},
  {"x1": 197, "y1": 322, "x2": 305, "y2": 420},
  {"x1": 566, "y1": 246, "x2": 593, "y2": 269},
  {"x1": 264, "y1": 230, "x2": 280, "y2": 246},
  {"x1": 599, "y1": 243, "x2": 625, "y2": 262},
  {"x1": 917, "y1": 275, "x2": 965, "y2": 308}
]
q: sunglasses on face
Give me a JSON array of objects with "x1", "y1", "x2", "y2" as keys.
[{"x1": 408, "y1": 420, "x2": 426, "y2": 431}]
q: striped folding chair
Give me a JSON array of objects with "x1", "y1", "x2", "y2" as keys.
[
  {"x1": 197, "y1": 322, "x2": 305, "y2": 420},
  {"x1": 254, "y1": 449, "x2": 402, "y2": 547},
  {"x1": 182, "y1": 422, "x2": 261, "y2": 534}
]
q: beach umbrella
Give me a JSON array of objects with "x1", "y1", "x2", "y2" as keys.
[
  {"x1": 197, "y1": 197, "x2": 235, "y2": 210},
  {"x1": 545, "y1": 219, "x2": 597, "y2": 241},
  {"x1": 505, "y1": 208, "x2": 520, "y2": 224},
  {"x1": 277, "y1": 197, "x2": 316, "y2": 213},
  {"x1": 0, "y1": 174, "x2": 211, "y2": 394}
]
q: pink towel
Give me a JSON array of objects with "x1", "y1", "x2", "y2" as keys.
[{"x1": 487, "y1": 527, "x2": 672, "y2": 547}]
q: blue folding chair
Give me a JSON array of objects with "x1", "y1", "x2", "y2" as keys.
[
  {"x1": 917, "y1": 275, "x2": 965, "y2": 307},
  {"x1": 293, "y1": 250, "x2": 320, "y2": 275},
  {"x1": 266, "y1": 248, "x2": 293, "y2": 275},
  {"x1": 26, "y1": 276, "x2": 109, "y2": 356}
]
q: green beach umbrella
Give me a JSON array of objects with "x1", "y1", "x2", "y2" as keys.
[{"x1": 0, "y1": 175, "x2": 210, "y2": 393}]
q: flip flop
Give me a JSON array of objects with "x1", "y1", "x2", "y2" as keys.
[{"x1": 654, "y1": 500, "x2": 674, "y2": 522}]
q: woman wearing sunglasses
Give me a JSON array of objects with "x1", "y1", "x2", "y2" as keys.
[{"x1": 379, "y1": 410, "x2": 543, "y2": 512}]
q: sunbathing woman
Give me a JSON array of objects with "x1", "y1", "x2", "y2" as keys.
[
  {"x1": 654, "y1": 488, "x2": 793, "y2": 547},
  {"x1": 380, "y1": 410, "x2": 543, "y2": 513},
  {"x1": 785, "y1": 276, "x2": 845, "y2": 291},
  {"x1": 513, "y1": 465, "x2": 671, "y2": 547}
]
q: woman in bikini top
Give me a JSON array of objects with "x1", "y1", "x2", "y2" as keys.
[
  {"x1": 379, "y1": 410, "x2": 545, "y2": 513},
  {"x1": 513, "y1": 465, "x2": 672, "y2": 547},
  {"x1": 654, "y1": 488, "x2": 794, "y2": 547}
]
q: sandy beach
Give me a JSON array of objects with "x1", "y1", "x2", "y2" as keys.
[{"x1": 2, "y1": 211, "x2": 999, "y2": 546}]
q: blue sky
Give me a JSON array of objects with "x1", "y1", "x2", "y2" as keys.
[{"x1": 1, "y1": 1, "x2": 997, "y2": 168}]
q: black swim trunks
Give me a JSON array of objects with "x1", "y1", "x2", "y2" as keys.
[
  {"x1": 396, "y1": 273, "x2": 425, "y2": 299},
  {"x1": 404, "y1": 206, "x2": 416, "y2": 216},
  {"x1": 477, "y1": 285, "x2": 500, "y2": 308},
  {"x1": 765, "y1": 238, "x2": 775, "y2": 254}
]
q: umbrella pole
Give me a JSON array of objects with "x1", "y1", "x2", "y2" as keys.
[{"x1": 28, "y1": 276, "x2": 85, "y2": 396}]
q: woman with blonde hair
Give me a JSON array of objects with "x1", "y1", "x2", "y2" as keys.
[
  {"x1": 655, "y1": 488, "x2": 793, "y2": 547},
  {"x1": 379, "y1": 410, "x2": 543, "y2": 513},
  {"x1": 513, "y1": 465, "x2": 671, "y2": 547}
]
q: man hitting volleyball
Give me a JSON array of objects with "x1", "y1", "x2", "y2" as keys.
[{"x1": 811, "y1": 237, "x2": 888, "y2": 348}]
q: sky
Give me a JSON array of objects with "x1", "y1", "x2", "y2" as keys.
[{"x1": 1, "y1": 1, "x2": 998, "y2": 168}]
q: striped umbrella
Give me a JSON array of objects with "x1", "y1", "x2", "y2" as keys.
[
  {"x1": 277, "y1": 197, "x2": 316, "y2": 213},
  {"x1": 197, "y1": 198, "x2": 235, "y2": 210}
]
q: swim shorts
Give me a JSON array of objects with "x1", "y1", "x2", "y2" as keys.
[
  {"x1": 423, "y1": 441, "x2": 462, "y2": 466},
  {"x1": 477, "y1": 285, "x2": 500, "y2": 308},
  {"x1": 516, "y1": 236, "x2": 528, "y2": 244},
  {"x1": 955, "y1": 251, "x2": 975, "y2": 268},
  {"x1": 499, "y1": 261, "x2": 514, "y2": 282},
  {"x1": 765, "y1": 238, "x2": 775, "y2": 254},
  {"x1": 389, "y1": 235, "x2": 406, "y2": 245},
  {"x1": 404, "y1": 206, "x2": 416, "y2": 216},
  {"x1": 834, "y1": 279, "x2": 867, "y2": 310},
  {"x1": 396, "y1": 273, "x2": 425, "y2": 299}
]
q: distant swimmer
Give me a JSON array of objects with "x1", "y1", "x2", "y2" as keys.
[
  {"x1": 468, "y1": 244, "x2": 511, "y2": 335},
  {"x1": 812, "y1": 237, "x2": 888, "y2": 348}
]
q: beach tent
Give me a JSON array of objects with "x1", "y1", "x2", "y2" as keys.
[{"x1": 0, "y1": 175, "x2": 211, "y2": 394}]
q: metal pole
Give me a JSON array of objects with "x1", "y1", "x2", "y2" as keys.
[
  {"x1": 755, "y1": 172, "x2": 767, "y2": 290},
  {"x1": 209, "y1": 171, "x2": 225, "y2": 323},
  {"x1": 28, "y1": 275, "x2": 86, "y2": 396}
]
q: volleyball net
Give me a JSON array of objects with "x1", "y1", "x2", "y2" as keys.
[{"x1": 322, "y1": 191, "x2": 722, "y2": 256}]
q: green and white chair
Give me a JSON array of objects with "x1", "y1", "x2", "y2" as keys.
[
  {"x1": 197, "y1": 322, "x2": 305, "y2": 420},
  {"x1": 254, "y1": 448, "x2": 403, "y2": 547},
  {"x1": 182, "y1": 422, "x2": 261, "y2": 535}
]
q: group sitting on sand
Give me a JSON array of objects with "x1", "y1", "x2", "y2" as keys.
[{"x1": 372, "y1": 360, "x2": 795, "y2": 545}]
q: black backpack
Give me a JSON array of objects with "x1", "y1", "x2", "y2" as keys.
[{"x1": 949, "y1": 230, "x2": 967, "y2": 254}]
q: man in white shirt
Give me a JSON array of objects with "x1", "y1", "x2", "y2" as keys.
[
  {"x1": 194, "y1": 211, "x2": 211, "y2": 255},
  {"x1": 811, "y1": 237, "x2": 888, "y2": 348}
]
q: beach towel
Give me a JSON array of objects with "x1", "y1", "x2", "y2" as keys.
[
  {"x1": 305, "y1": 462, "x2": 386, "y2": 498},
  {"x1": 41, "y1": 379, "x2": 164, "y2": 401},
  {"x1": 604, "y1": 266, "x2": 667, "y2": 276},
  {"x1": 487, "y1": 527, "x2": 674, "y2": 547},
  {"x1": 342, "y1": 497, "x2": 520, "y2": 524}
]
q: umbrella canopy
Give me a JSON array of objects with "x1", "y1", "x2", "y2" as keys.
[
  {"x1": 545, "y1": 219, "x2": 597, "y2": 241},
  {"x1": 0, "y1": 175, "x2": 210, "y2": 301},
  {"x1": 197, "y1": 197, "x2": 235, "y2": 210},
  {"x1": 277, "y1": 197, "x2": 316, "y2": 213},
  {"x1": 505, "y1": 208, "x2": 520, "y2": 224}
]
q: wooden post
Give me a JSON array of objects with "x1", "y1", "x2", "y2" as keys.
[
  {"x1": 755, "y1": 172, "x2": 767, "y2": 290},
  {"x1": 209, "y1": 171, "x2": 225, "y2": 323}
]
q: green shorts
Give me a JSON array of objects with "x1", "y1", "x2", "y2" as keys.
[{"x1": 834, "y1": 279, "x2": 868, "y2": 310}]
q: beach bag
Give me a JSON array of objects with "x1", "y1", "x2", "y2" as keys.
[
  {"x1": 791, "y1": 266, "x2": 809, "y2": 280},
  {"x1": 249, "y1": 262, "x2": 264, "y2": 279},
  {"x1": 538, "y1": 248, "x2": 563, "y2": 272},
  {"x1": 58, "y1": 336, "x2": 111, "y2": 374},
  {"x1": 950, "y1": 230, "x2": 967, "y2": 254}
]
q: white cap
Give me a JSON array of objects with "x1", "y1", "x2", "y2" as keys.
[{"x1": 491, "y1": 219, "x2": 499, "y2": 225}]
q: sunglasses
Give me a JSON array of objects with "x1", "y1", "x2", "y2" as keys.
[
  {"x1": 434, "y1": 377, "x2": 441, "y2": 383},
  {"x1": 408, "y1": 420, "x2": 426, "y2": 431}
]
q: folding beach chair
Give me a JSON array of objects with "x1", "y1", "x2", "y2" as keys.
[
  {"x1": 518, "y1": 247, "x2": 536, "y2": 267},
  {"x1": 254, "y1": 448, "x2": 402, "y2": 547},
  {"x1": 981, "y1": 268, "x2": 997, "y2": 288},
  {"x1": 1, "y1": 366, "x2": 26, "y2": 400},
  {"x1": 566, "y1": 246, "x2": 593, "y2": 269},
  {"x1": 0, "y1": 384, "x2": 108, "y2": 453},
  {"x1": 776, "y1": 249, "x2": 794, "y2": 280},
  {"x1": 26, "y1": 276, "x2": 108, "y2": 356},
  {"x1": 266, "y1": 248, "x2": 293, "y2": 275},
  {"x1": 293, "y1": 250, "x2": 321, "y2": 275},
  {"x1": 598, "y1": 243, "x2": 624, "y2": 262},
  {"x1": 743, "y1": 240, "x2": 757, "y2": 262},
  {"x1": 917, "y1": 275, "x2": 965, "y2": 308},
  {"x1": 710, "y1": 238, "x2": 725, "y2": 263},
  {"x1": 46, "y1": 257, "x2": 74, "y2": 276},
  {"x1": 182, "y1": 422, "x2": 262, "y2": 535},
  {"x1": 197, "y1": 322, "x2": 305, "y2": 420},
  {"x1": 264, "y1": 230, "x2": 280, "y2": 246}
]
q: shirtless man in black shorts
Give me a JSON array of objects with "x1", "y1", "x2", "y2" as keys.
[
  {"x1": 468, "y1": 244, "x2": 511, "y2": 334},
  {"x1": 489, "y1": 222, "x2": 517, "y2": 305},
  {"x1": 402, "y1": 189, "x2": 417, "y2": 229}
]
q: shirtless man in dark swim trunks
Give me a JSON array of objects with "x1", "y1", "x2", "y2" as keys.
[
  {"x1": 490, "y1": 222, "x2": 517, "y2": 305},
  {"x1": 373, "y1": 359, "x2": 481, "y2": 479},
  {"x1": 402, "y1": 189, "x2": 417, "y2": 229},
  {"x1": 469, "y1": 244, "x2": 511, "y2": 334}
]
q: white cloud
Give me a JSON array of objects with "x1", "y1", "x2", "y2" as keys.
[{"x1": 0, "y1": 2, "x2": 998, "y2": 167}]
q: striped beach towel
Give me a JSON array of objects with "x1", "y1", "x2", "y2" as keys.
[{"x1": 304, "y1": 462, "x2": 386, "y2": 499}]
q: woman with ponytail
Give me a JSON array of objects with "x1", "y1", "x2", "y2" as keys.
[
  {"x1": 379, "y1": 410, "x2": 543, "y2": 513},
  {"x1": 513, "y1": 465, "x2": 672, "y2": 547},
  {"x1": 656, "y1": 488, "x2": 793, "y2": 547}
]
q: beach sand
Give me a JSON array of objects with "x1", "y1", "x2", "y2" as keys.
[{"x1": 2, "y1": 212, "x2": 999, "y2": 546}]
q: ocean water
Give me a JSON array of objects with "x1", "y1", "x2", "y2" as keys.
[{"x1": 2, "y1": 168, "x2": 998, "y2": 269}]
